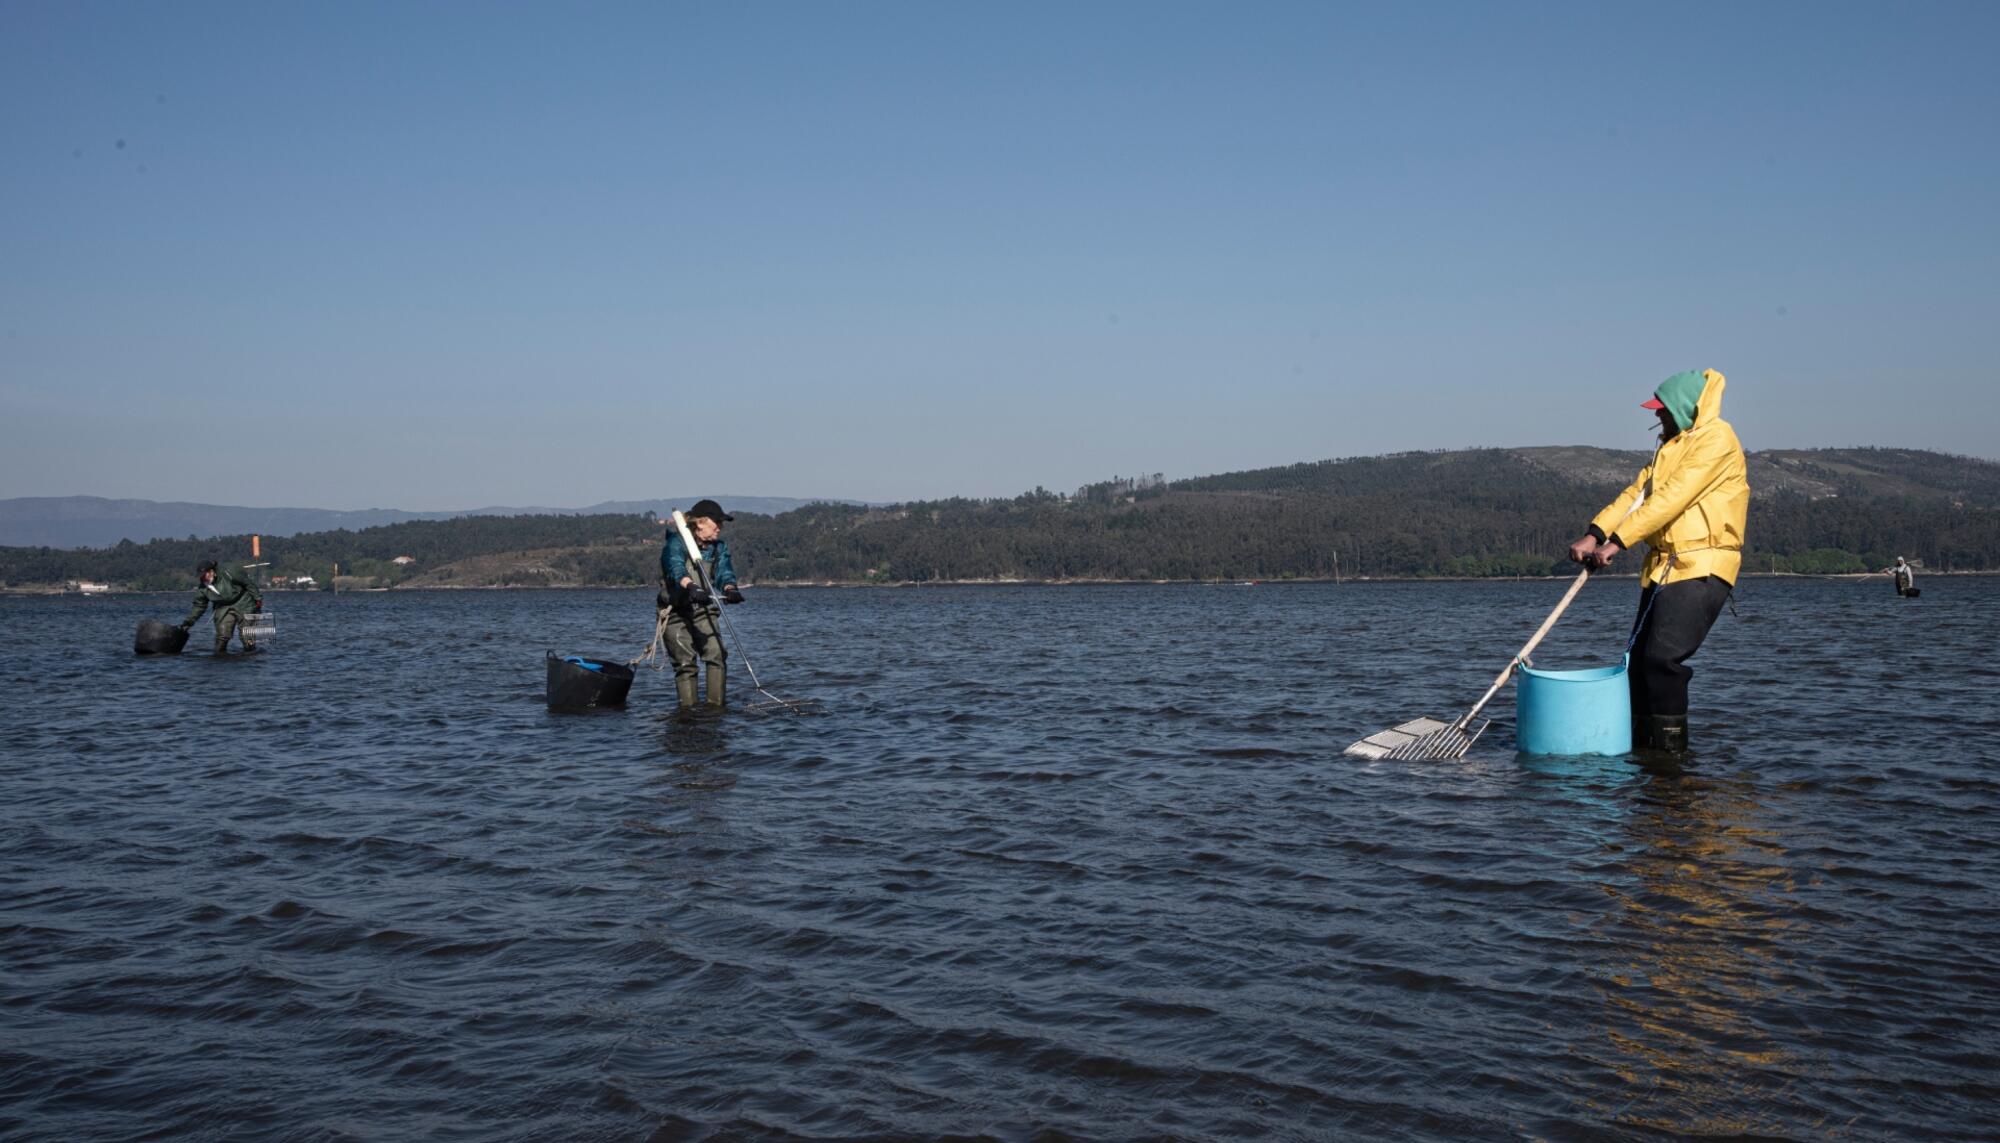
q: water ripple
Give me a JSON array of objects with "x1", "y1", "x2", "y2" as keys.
[{"x1": 2, "y1": 580, "x2": 1997, "y2": 1139}]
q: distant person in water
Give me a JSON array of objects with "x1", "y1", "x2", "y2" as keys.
[
  {"x1": 1887, "y1": 556, "x2": 1917, "y2": 597},
  {"x1": 659, "y1": 499, "x2": 744, "y2": 708},
  {"x1": 180, "y1": 559, "x2": 264, "y2": 654},
  {"x1": 1567, "y1": 369, "x2": 1749, "y2": 754}
]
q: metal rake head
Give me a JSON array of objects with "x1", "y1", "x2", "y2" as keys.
[
  {"x1": 743, "y1": 691, "x2": 827, "y2": 717},
  {"x1": 1342, "y1": 717, "x2": 1489, "y2": 761}
]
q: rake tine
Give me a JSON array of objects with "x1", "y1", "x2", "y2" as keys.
[
  {"x1": 1395, "y1": 731, "x2": 1455, "y2": 761},
  {"x1": 1377, "y1": 718, "x2": 1489, "y2": 762}
]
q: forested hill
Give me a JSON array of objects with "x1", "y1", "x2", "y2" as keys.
[
  {"x1": 4, "y1": 447, "x2": 1995, "y2": 590},
  {"x1": 1183, "y1": 445, "x2": 2000, "y2": 507},
  {"x1": 0, "y1": 493, "x2": 846, "y2": 549}
]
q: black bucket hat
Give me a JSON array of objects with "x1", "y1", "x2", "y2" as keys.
[
  {"x1": 195, "y1": 559, "x2": 218, "y2": 575},
  {"x1": 687, "y1": 499, "x2": 734, "y2": 522}
]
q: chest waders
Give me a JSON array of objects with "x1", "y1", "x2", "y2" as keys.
[{"x1": 632, "y1": 569, "x2": 728, "y2": 709}]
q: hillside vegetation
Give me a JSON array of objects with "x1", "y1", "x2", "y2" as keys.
[
  {"x1": 0, "y1": 493, "x2": 844, "y2": 549},
  {"x1": 5, "y1": 447, "x2": 1994, "y2": 590}
]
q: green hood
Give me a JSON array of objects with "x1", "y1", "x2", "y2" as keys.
[{"x1": 1654, "y1": 369, "x2": 1708, "y2": 433}]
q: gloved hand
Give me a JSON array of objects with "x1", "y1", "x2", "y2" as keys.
[
  {"x1": 722, "y1": 585, "x2": 744, "y2": 605},
  {"x1": 178, "y1": 620, "x2": 193, "y2": 632},
  {"x1": 253, "y1": 600, "x2": 264, "y2": 613},
  {"x1": 687, "y1": 584, "x2": 714, "y2": 607}
]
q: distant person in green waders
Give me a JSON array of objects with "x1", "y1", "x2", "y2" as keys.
[
  {"x1": 1887, "y1": 556, "x2": 1918, "y2": 597},
  {"x1": 1567, "y1": 369, "x2": 1749, "y2": 753},
  {"x1": 659, "y1": 499, "x2": 744, "y2": 708},
  {"x1": 179, "y1": 559, "x2": 265, "y2": 654}
]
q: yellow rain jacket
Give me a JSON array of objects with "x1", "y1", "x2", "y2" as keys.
[{"x1": 1589, "y1": 368, "x2": 1749, "y2": 587}]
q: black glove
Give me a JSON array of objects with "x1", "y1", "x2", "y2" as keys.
[
  {"x1": 687, "y1": 584, "x2": 714, "y2": 607},
  {"x1": 178, "y1": 620, "x2": 193, "y2": 632},
  {"x1": 721, "y1": 585, "x2": 744, "y2": 605}
]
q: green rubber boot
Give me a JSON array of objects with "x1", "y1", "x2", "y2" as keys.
[
  {"x1": 676, "y1": 676, "x2": 699, "y2": 709},
  {"x1": 1643, "y1": 715, "x2": 1689, "y2": 754},
  {"x1": 706, "y1": 665, "x2": 727, "y2": 708}
]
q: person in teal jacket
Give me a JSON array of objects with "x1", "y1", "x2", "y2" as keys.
[
  {"x1": 181, "y1": 559, "x2": 264, "y2": 653},
  {"x1": 657, "y1": 499, "x2": 744, "y2": 707}
]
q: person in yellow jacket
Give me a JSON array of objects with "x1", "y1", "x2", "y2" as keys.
[{"x1": 1567, "y1": 368, "x2": 1748, "y2": 753}]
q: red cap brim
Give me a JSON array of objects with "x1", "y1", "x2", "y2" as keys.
[{"x1": 1640, "y1": 397, "x2": 1666, "y2": 410}]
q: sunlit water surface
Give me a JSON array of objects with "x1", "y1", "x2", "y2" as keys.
[{"x1": 3, "y1": 579, "x2": 1996, "y2": 1140}]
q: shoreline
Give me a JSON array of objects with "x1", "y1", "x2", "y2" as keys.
[{"x1": 7, "y1": 569, "x2": 1992, "y2": 596}]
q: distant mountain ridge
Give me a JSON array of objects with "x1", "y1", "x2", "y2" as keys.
[{"x1": 0, "y1": 494, "x2": 861, "y2": 549}]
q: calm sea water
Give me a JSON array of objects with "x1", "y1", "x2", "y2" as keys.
[{"x1": 3, "y1": 579, "x2": 1996, "y2": 1140}]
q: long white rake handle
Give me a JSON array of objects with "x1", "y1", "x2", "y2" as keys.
[
  {"x1": 669, "y1": 510, "x2": 709, "y2": 585},
  {"x1": 1453, "y1": 568, "x2": 1590, "y2": 730},
  {"x1": 1452, "y1": 492, "x2": 1645, "y2": 731}
]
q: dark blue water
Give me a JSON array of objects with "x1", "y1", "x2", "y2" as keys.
[{"x1": 4, "y1": 579, "x2": 1996, "y2": 1140}]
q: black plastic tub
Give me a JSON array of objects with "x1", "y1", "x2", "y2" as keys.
[
  {"x1": 546, "y1": 652, "x2": 635, "y2": 710},
  {"x1": 135, "y1": 619, "x2": 190, "y2": 656}
]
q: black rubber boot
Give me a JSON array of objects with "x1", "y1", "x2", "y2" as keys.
[
  {"x1": 1643, "y1": 715, "x2": 1689, "y2": 754},
  {"x1": 706, "y1": 665, "x2": 727, "y2": 709},
  {"x1": 676, "y1": 676, "x2": 699, "y2": 709}
]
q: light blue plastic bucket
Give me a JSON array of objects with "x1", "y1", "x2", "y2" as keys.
[{"x1": 1515, "y1": 654, "x2": 1631, "y2": 756}]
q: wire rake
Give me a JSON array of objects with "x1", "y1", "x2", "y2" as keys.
[
  {"x1": 1343, "y1": 715, "x2": 1489, "y2": 761},
  {"x1": 1342, "y1": 567, "x2": 1593, "y2": 761}
]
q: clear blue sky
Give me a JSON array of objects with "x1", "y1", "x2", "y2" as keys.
[{"x1": 4, "y1": 1, "x2": 1995, "y2": 509}]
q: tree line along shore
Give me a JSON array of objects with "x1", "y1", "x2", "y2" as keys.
[
  {"x1": 6, "y1": 447, "x2": 1995, "y2": 592},
  {"x1": 10, "y1": 571, "x2": 1992, "y2": 598}
]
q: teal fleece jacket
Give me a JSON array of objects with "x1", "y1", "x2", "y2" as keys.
[{"x1": 660, "y1": 534, "x2": 737, "y2": 608}]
